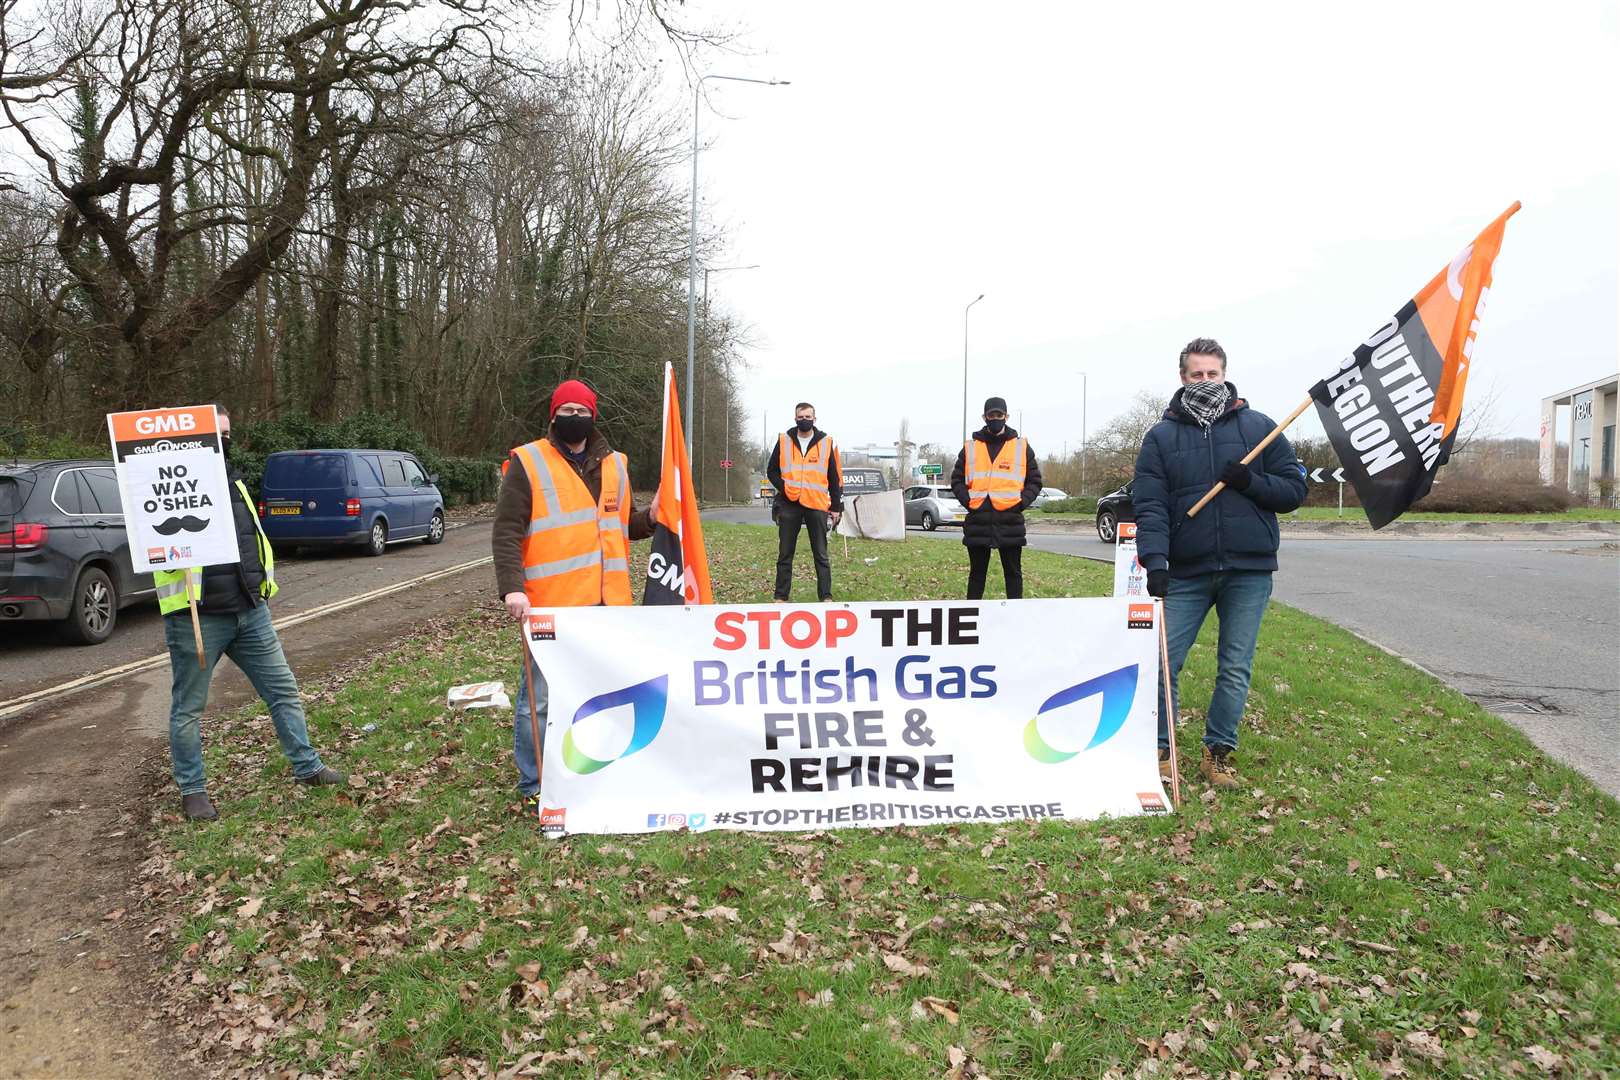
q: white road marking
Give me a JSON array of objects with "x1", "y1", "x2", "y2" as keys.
[{"x1": 0, "y1": 556, "x2": 492, "y2": 722}]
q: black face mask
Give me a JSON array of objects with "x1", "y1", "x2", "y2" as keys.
[
  {"x1": 984, "y1": 419, "x2": 1006, "y2": 435},
  {"x1": 220, "y1": 435, "x2": 233, "y2": 460},
  {"x1": 795, "y1": 418, "x2": 815, "y2": 433},
  {"x1": 553, "y1": 414, "x2": 594, "y2": 444}
]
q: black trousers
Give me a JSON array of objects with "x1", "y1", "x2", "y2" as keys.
[
  {"x1": 966, "y1": 545, "x2": 1023, "y2": 600},
  {"x1": 774, "y1": 501, "x2": 832, "y2": 600}
]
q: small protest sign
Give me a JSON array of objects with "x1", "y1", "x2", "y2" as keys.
[
  {"x1": 106, "y1": 405, "x2": 238, "y2": 574},
  {"x1": 1112, "y1": 521, "x2": 1147, "y2": 598}
]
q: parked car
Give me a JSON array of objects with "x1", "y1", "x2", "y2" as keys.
[
  {"x1": 841, "y1": 466, "x2": 888, "y2": 495},
  {"x1": 1032, "y1": 486, "x2": 1070, "y2": 507},
  {"x1": 902, "y1": 484, "x2": 962, "y2": 531},
  {"x1": 1095, "y1": 482, "x2": 1135, "y2": 542},
  {"x1": 0, "y1": 459, "x2": 156, "y2": 644},
  {"x1": 257, "y1": 449, "x2": 446, "y2": 556}
]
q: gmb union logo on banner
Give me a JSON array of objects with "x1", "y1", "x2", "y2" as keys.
[
  {"x1": 1023, "y1": 664, "x2": 1139, "y2": 763},
  {"x1": 561, "y1": 675, "x2": 669, "y2": 774}
]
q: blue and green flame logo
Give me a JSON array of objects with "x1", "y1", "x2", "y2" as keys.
[
  {"x1": 562, "y1": 675, "x2": 669, "y2": 774},
  {"x1": 1023, "y1": 664, "x2": 1139, "y2": 762}
]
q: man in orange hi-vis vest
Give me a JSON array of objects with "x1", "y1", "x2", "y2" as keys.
[
  {"x1": 765, "y1": 401, "x2": 843, "y2": 602},
  {"x1": 492, "y1": 379, "x2": 657, "y2": 814},
  {"x1": 950, "y1": 396, "x2": 1043, "y2": 600}
]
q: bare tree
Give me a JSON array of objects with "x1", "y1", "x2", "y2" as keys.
[{"x1": 0, "y1": 0, "x2": 526, "y2": 408}]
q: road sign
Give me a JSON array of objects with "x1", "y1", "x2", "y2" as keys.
[
  {"x1": 720, "y1": 459, "x2": 733, "y2": 469},
  {"x1": 920, "y1": 464, "x2": 942, "y2": 476},
  {"x1": 1308, "y1": 467, "x2": 1346, "y2": 483}
]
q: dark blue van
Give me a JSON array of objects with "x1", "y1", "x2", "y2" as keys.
[{"x1": 257, "y1": 450, "x2": 446, "y2": 556}]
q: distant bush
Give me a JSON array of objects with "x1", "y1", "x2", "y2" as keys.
[
  {"x1": 1413, "y1": 479, "x2": 1575, "y2": 514},
  {"x1": 1034, "y1": 496, "x2": 1099, "y2": 515},
  {"x1": 235, "y1": 412, "x2": 498, "y2": 506}
]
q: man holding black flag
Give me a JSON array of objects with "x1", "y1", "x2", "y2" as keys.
[
  {"x1": 1133, "y1": 339, "x2": 1306, "y2": 789},
  {"x1": 766, "y1": 402, "x2": 842, "y2": 602}
]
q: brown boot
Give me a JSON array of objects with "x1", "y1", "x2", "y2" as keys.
[
  {"x1": 1199, "y1": 745, "x2": 1239, "y2": 789},
  {"x1": 181, "y1": 792, "x2": 218, "y2": 821},
  {"x1": 1158, "y1": 748, "x2": 1173, "y2": 781}
]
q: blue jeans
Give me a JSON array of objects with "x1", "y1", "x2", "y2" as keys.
[
  {"x1": 1157, "y1": 570, "x2": 1274, "y2": 752},
  {"x1": 512, "y1": 651, "x2": 549, "y2": 798},
  {"x1": 164, "y1": 604, "x2": 326, "y2": 794}
]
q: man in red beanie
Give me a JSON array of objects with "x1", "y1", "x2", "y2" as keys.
[{"x1": 492, "y1": 379, "x2": 657, "y2": 814}]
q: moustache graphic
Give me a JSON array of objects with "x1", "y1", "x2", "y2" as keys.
[{"x1": 153, "y1": 515, "x2": 210, "y2": 535}]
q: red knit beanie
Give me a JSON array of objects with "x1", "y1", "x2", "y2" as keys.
[{"x1": 550, "y1": 379, "x2": 598, "y2": 418}]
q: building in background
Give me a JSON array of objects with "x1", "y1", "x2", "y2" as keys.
[{"x1": 1540, "y1": 375, "x2": 1618, "y2": 503}]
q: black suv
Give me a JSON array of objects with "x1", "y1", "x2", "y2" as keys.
[
  {"x1": 0, "y1": 459, "x2": 155, "y2": 644},
  {"x1": 1095, "y1": 482, "x2": 1135, "y2": 542}
]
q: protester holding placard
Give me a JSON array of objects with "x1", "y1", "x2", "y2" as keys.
[
  {"x1": 136, "y1": 406, "x2": 346, "y2": 821},
  {"x1": 950, "y1": 397, "x2": 1042, "y2": 600},
  {"x1": 493, "y1": 379, "x2": 658, "y2": 815},
  {"x1": 1132, "y1": 340, "x2": 1306, "y2": 788}
]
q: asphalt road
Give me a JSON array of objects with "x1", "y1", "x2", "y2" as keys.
[
  {"x1": 707, "y1": 505, "x2": 1619, "y2": 796},
  {"x1": 0, "y1": 519, "x2": 500, "y2": 1078},
  {"x1": 0, "y1": 518, "x2": 494, "y2": 704}
]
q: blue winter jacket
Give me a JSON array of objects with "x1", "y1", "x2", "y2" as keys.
[{"x1": 1133, "y1": 384, "x2": 1307, "y2": 579}]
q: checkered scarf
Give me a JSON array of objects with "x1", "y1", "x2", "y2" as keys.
[{"x1": 1180, "y1": 380, "x2": 1231, "y2": 431}]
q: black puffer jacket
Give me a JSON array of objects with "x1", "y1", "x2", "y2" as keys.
[
  {"x1": 195, "y1": 473, "x2": 268, "y2": 615},
  {"x1": 1132, "y1": 383, "x2": 1307, "y2": 579},
  {"x1": 949, "y1": 427, "x2": 1043, "y2": 549}
]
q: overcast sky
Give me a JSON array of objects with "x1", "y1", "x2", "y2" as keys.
[{"x1": 672, "y1": 0, "x2": 1618, "y2": 460}]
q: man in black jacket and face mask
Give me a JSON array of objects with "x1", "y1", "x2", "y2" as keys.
[{"x1": 950, "y1": 397, "x2": 1043, "y2": 599}]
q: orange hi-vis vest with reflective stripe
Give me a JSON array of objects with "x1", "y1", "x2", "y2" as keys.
[
  {"x1": 965, "y1": 436, "x2": 1026, "y2": 511},
  {"x1": 510, "y1": 439, "x2": 632, "y2": 607},
  {"x1": 778, "y1": 432, "x2": 837, "y2": 511}
]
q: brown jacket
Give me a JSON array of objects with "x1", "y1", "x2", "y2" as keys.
[{"x1": 493, "y1": 429, "x2": 656, "y2": 598}]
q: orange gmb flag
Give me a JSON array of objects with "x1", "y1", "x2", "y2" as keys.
[
  {"x1": 1420, "y1": 201, "x2": 1521, "y2": 439},
  {"x1": 643, "y1": 362, "x2": 713, "y2": 605}
]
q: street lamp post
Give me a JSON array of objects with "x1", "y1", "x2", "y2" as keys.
[
  {"x1": 1078, "y1": 370, "x2": 1088, "y2": 497},
  {"x1": 961, "y1": 293, "x2": 984, "y2": 444},
  {"x1": 688, "y1": 75, "x2": 788, "y2": 455},
  {"x1": 699, "y1": 264, "x2": 760, "y2": 500}
]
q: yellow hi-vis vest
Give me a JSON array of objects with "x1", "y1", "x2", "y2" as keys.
[
  {"x1": 777, "y1": 432, "x2": 837, "y2": 511},
  {"x1": 965, "y1": 436, "x2": 1027, "y2": 511},
  {"x1": 511, "y1": 439, "x2": 632, "y2": 607},
  {"x1": 155, "y1": 479, "x2": 278, "y2": 615}
]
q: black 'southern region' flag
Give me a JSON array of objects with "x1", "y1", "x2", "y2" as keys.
[
  {"x1": 1309, "y1": 203, "x2": 1519, "y2": 529},
  {"x1": 643, "y1": 363, "x2": 713, "y2": 605}
]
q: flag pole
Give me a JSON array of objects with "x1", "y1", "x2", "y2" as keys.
[
  {"x1": 521, "y1": 627, "x2": 543, "y2": 806},
  {"x1": 1158, "y1": 599, "x2": 1180, "y2": 808},
  {"x1": 1185, "y1": 396, "x2": 1313, "y2": 518}
]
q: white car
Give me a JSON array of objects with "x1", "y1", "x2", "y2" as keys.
[
  {"x1": 902, "y1": 485, "x2": 962, "y2": 530},
  {"x1": 1032, "y1": 487, "x2": 1070, "y2": 507}
]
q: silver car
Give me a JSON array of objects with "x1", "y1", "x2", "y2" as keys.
[{"x1": 902, "y1": 484, "x2": 962, "y2": 531}]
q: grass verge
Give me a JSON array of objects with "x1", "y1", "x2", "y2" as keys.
[{"x1": 147, "y1": 523, "x2": 1619, "y2": 1078}]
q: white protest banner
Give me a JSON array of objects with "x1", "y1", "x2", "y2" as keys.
[
  {"x1": 529, "y1": 598, "x2": 1168, "y2": 836},
  {"x1": 1113, "y1": 521, "x2": 1147, "y2": 598},
  {"x1": 107, "y1": 406, "x2": 237, "y2": 574},
  {"x1": 836, "y1": 489, "x2": 906, "y2": 541}
]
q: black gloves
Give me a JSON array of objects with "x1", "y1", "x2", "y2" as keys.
[
  {"x1": 1146, "y1": 569, "x2": 1169, "y2": 598},
  {"x1": 1220, "y1": 460, "x2": 1252, "y2": 492}
]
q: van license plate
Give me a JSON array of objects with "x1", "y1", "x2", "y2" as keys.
[{"x1": 269, "y1": 506, "x2": 301, "y2": 515}]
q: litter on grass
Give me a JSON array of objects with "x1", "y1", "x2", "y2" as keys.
[{"x1": 447, "y1": 681, "x2": 511, "y2": 710}]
